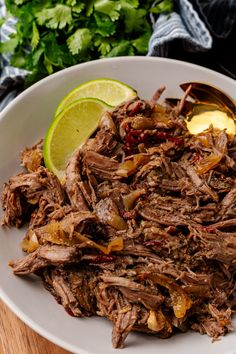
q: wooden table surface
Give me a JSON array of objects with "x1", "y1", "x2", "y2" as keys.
[{"x1": 0, "y1": 300, "x2": 71, "y2": 354}]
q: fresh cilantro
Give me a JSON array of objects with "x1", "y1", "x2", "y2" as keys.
[
  {"x1": 14, "y1": 0, "x2": 26, "y2": 5},
  {"x1": 66, "y1": 0, "x2": 76, "y2": 6},
  {"x1": 94, "y1": 0, "x2": 121, "y2": 21},
  {"x1": 120, "y1": 3, "x2": 148, "y2": 34},
  {"x1": 67, "y1": 28, "x2": 92, "y2": 55},
  {"x1": 95, "y1": 38, "x2": 111, "y2": 56},
  {"x1": 150, "y1": 0, "x2": 174, "y2": 14},
  {"x1": 93, "y1": 13, "x2": 116, "y2": 37},
  {"x1": 133, "y1": 32, "x2": 151, "y2": 54},
  {"x1": 0, "y1": 17, "x2": 5, "y2": 27},
  {"x1": 26, "y1": 47, "x2": 44, "y2": 69},
  {"x1": 86, "y1": 0, "x2": 96, "y2": 16},
  {"x1": 11, "y1": 49, "x2": 27, "y2": 68},
  {"x1": 31, "y1": 21, "x2": 39, "y2": 49},
  {"x1": 0, "y1": 35, "x2": 18, "y2": 53},
  {"x1": 3, "y1": 0, "x2": 174, "y2": 85},
  {"x1": 107, "y1": 40, "x2": 134, "y2": 57},
  {"x1": 72, "y1": 4, "x2": 85, "y2": 14},
  {"x1": 123, "y1": 0, "x2": 139, "y2": 8},
  {"x1": 36, "y1": 5, "x2": 72, "y2": 29}
]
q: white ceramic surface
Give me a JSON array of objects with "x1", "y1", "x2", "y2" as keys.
[{"x1": 0, "y1": 57, "x2": 235, "y2": 354}]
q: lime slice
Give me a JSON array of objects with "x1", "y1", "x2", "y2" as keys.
[
  {"x1": 44, "y1": 98, "x2": 111, "y2": 179},
  {"x1": 55, "y1": 78, "x2": 137, "y2": 116}
]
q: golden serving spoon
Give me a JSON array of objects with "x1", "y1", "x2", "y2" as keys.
[{"x1": 166, "y1": 82, "x2": 236, "y2": 135}]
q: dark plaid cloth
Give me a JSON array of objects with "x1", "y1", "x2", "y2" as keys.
[
  {"x1": 191, "y1": 0, "x2": 236, "y2": 79},
  {"x1": 193, "y1": 0, "x2": 236, "y2": 39},
  {"x1": 149, "y1": 0, "x2": 236, "y2": 79},
  {"x1": 148, "y1": 0, "x2": 212, "y2": 55},
  {"x1": 191, "y1": 0, "x2": 236, "y2": 78},
  {"x1": 1, "y1": 0, "x2": 236, "y2": 111}
]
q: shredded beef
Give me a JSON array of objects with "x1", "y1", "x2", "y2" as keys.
[
  {"x1": 10, "y1": 245, "x2": 81, "y2": 274},
  {"x1": 65, "y1": 149, "x2": 89, "y2": 211},
  {"x1": 1, "y1": 167, "x2": 65, "y2": 227},
  {"x1": 1, "y1": 90, "x2": 236, "y2": 349}
]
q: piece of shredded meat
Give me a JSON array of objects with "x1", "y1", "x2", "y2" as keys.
[{"x1": 1, "y1": 89, "x2": 236, "y2": 349}]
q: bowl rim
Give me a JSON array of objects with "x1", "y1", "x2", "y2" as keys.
[{"x1": 1, "y1": 56, "x2": 236, "y2": 122}]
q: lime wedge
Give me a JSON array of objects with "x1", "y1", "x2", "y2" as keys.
[
  {"x1": 43, "y1": 98, "x2": 111, "y2": 179},
  {"x1": 55, "y1": 78, "x2": 137, "y2": 116}
]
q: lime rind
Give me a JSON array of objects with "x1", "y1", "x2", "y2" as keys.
[{"x1": 55, "y1": 78, "x2": 137, "y2": 116}]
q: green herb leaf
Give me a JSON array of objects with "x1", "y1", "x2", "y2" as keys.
[
  {"x1": 124, "y1": 0, "x2": 139, "y2": 8},
  {"x1": 150, "y1": 0, "x2": 174, "y2": 14},
  {"x1": 11, "y1": 49, "x2": 27, "y2": 67},
  {"x1": 0, "y1": 17, "x2": 5, "y2": 27},
  {"x1": 26, "y1": 47, "x2": 44, "y2": 70},
  {"x1": 66, "y1": 0, "x2": 77, "y2": 6},
  {"x1": 0, "y1": 35, "x2": 18, "y2": 54},
  {"x1": 94, "y1": 12, "x2": 116, "y2": 37},
  {"x1": 107, "y1": 40, "x2": 134, "y2": 57},
  {"x1": 95, "y1": 38, "x2": 111, "y2": 56},
  {"x1": 120, "y1": 2, "x2": 148, "y2": 33},
  {"x1": 44, "y1": 55, "x2": 54, "y2": 74},
  {"x1": 31, "y1": 21, "x2": 40, "y2": 49},
  {"x1": 94, "y1": 0, "x2": 121, "y2": 21},
  {"x1": 67, "y1": 28, "x2": 92, "y2": 55},
  {"x1": 14, "y1": 0, "x2": 26, "y2": 5},
  {"x1": 133, "y1": 31, "x2": 151, "y2": 54},
  {"x1": 72, "y1": 4, "x2": 85, "y2": 14},
  {"x1": 86, "y1": 0, "x2": 95, "y2": 16},
  {"x1": 36, "y1": 4, "x2": 72, "y2": 29}
]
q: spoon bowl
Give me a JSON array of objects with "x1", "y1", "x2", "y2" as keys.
[
  {"x1": 180, "y1": 82, "x2": 236, "y2": 116},
  {"x1": 165, "y1": 82, "x2": 236, "y2": 135}
]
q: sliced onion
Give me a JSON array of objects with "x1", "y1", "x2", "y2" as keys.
[
  {"x1": 123, "y1": 189, "x2": 146, "y2": 210},
  {"x1": 106, "y1": 213, "x2": 127, "y2": 230},
  {"x1": 30, "y1": 221, "x2": 124, "y2": 254},
  {"x1": 99, "y1": 112, "x2": 117, "y2": 135},
  {"x1": 147, "y1": 310, "x2": 165, "y2": 332},
  {"x1": 116, "y1": 154, "x2": 149, "y2": 177},
  {"x1": 21, "y1": 230, "x2": 39, "y2": 253},
  {"x1": 35, "y1": 222, "x2": 72, "y2": 245},
  {"x1": 74, "y1": 233, "x2": 124, "y2": 254},
  {"x1": 21, "y1": 150, "x2": 43, "y2": 172},
  {"x1": 195, "y1": 135, "x2": 210, "y2": 148},
  {"x1": 96, "y1": 198, "x2": 127, "y2": 230},
  {"x1": 141, "y1": 273, "x2": 192, "y2": 318},
  {"x1": 195, "y1": 152, "x2": 223, "y2": 175}
]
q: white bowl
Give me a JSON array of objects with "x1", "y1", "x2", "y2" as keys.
[{"x1": 0, "y1": 57, "x2": 235, "y2": 354}]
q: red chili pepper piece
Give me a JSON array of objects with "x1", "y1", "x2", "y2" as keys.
[
  {"x1": 128, "y1": 101, "x2": 142, "y2": 116},
  {"x1": 155, "y1": 132, "x2": 170, "y2": 140},
  {"x1": 144, "y1": 240, "x2": 162, "y2": 247},
  {"x1": 90, "y1": 255, "x2": 116, "y2": 263},
  {"x1": 192, "y1": 153, "x2": 201, "y2": 163},
  {"x1": 65, "y1": 307, "x2": 76, "y2": 317},
  {"x1": 202, "y1": 227, "x2": 216, "y2": 234},
  {"x1": 125, "y1": 129, "x2": 148, "y2": 145},
  {"x1": 125, "y1": 123, "x2": 131, "y2": 133},
  {"x1": 168, "y1": 137, "x2": 184, "y2": 147},
  {"x1": 123, "y1": 126, "x2": 184, "y2": 156},
  {"x1": 121, "y1": 210, "x2": 136, "y2": 219}
]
